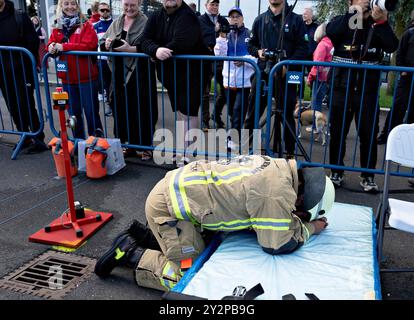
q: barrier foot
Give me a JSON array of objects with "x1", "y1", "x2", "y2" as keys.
[{"x1": 10, "y1": 134, "x2": 28, "y2": 160}]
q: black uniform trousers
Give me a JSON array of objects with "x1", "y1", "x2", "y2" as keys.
[
  {"x1": 202, "y1": 61, "x2": 226, "y2": 124},
  {"x1": 329, "y1": 88, "x2": 379, "y2": 178},
  {"x1": 244, "y1": 71, "x2": 297, "y2": 155},
  {"x1": 381, "y1": 73, "x2": 414, "y2": 136},
  {"x1": 0, "y1": 60, "x2": 43, "y2": 141}
]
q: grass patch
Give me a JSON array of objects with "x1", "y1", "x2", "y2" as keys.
[
  {"x1": 211, "y1": 79, "x2": 394, "y2": 109},
  {"x1": 303, "y1": 85, "x2": 394, "y2": 109}
]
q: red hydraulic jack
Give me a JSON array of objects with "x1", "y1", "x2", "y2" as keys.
[{"x1": 29, "y1": 87, "x2": 113, "y2": 248}]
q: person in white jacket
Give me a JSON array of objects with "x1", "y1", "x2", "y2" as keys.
[{"x1": 214, "y1": 7, "x2": 256, "y2": 134}]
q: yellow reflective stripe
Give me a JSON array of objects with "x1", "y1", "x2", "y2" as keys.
[
  {"x1": 115, "y1": 248, "x2": 125, "y2": 260},
  {"x1": 160, "y1": 278, "x2": 174, "y2": 289},
  {"x1": 251, "y1": 218, "x2": 291, "y2": 223},
  {"x1": 182, "y1": 168, "x2": 253, "y2": 186},
  {"x1": 178, "y1": 171, "x2": 196, "y2": 225},
  {"x1": 160, "y1": 262, "x2": 178, "y2": 290},
  {"x1": 182, "y1": 173, "x2": 252, "y2": 186},
  {"x1": 162, "y1": 262, "x2": 177, "y2": 279},
  {"x1": 169, "y1": 170, "x2": 184, "y2": 220},
  {"x1": 168, "y1": 169, "x2": 199, "y2": 224},
  {"x1": 303, "y1": 224, "x2": 310, "y2": 240},
  {"x1": 252, "y1": 225, "x2": 290, "y2": 231},
  {"x1": 203, "y1": 218, "x2": 291, "y2": 231}
]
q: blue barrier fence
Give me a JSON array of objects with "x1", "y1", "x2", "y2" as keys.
[
  {"x1": 266, "y1": 60, "x2": 414, "y2": 177},
  {"x1": 0, "y1": 46, "x2": 45, "y2": 159},
  {"x1": 4, "y1": 46, "x2": 414, "y2": 178},
  {"x1": 42, "y1": 51, "x2": 262, "y2": 161}
]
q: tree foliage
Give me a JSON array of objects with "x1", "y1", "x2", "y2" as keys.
[{"x1": 315, "y1": 0, "x2": 414, "y2": 37}]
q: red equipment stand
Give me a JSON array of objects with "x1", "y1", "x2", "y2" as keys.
[{"x1": 29, "y1": 87, "x2": 113, "y2": 249}]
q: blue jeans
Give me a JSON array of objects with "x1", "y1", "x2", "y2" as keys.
[
  {"x1": 63, "y1": 81, "x2": 102, "y2": 139},
  {"x1": 311, "y1": 80, "x2": 327, "y2": 112},
  {"x1": 226, "y1": 88, "x2": 250, "y2": 132}
]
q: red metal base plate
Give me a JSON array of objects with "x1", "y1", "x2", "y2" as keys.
[{"x1": 29, "y1": 209, "x2": 113, "y2": 248}]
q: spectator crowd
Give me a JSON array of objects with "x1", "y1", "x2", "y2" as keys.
[{"x1": 1, "y1": 0, "x2": 414, "y2": 191}]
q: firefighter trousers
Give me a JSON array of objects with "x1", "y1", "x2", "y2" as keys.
[{"x1": 134, "y1": 178, "x2": 205, "y2": 291}]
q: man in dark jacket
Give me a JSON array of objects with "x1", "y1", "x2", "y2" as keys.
[
  {"x1": 377, "y1": 10, "x2": 414, "y2": 145},
  {"x1": 140, "y1": 0, "x2": 208, "y2": 165},
  {"x1": 199, "y1": 0, "x2": 229, "y2": 130},
  {"x1": 0, "y1": 0, "x2": 47, "y2": 154},
  {"x1": 326, "y1": 0, "x2": 398, "y2": 193},
  {"x1": 244, "y1": 0, "x2": 308, "y2": 157}
]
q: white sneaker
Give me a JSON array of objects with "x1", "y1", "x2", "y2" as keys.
[
  {"x1": 98, "y1": 93, "x2": 104, "y2": 101},
  {"x1": 360, "y1": 176, "x2": 379, "y2": 193}
]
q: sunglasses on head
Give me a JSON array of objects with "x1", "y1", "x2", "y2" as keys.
[{"x1": 100, "y1": 8, "x2": 110, "y2": 12}]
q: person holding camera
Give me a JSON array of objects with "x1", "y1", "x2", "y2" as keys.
[
  {"x1": 48, "y1": 0, "x2": 103, "y2": 140},
  {"x1": 326, "y1": 0, "x2": 398, "y2": 193},
  {"x1": 100, "y1": 0, "x2": 158, "y2": 160},
  {"x1": 214, "y1": 7, "x2": 256, "y2": 135},
  {"x1": 199, "y1": 0, "x2": 229, "y2": 130},
  {"x1": 244, "y1": 0, "x2": 308, "y2": 157}
]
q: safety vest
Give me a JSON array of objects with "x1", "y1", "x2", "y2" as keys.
[
  {"x1": 85, "y1": 136, "x2": 110, "y2": 179},
  {"x1": 48, "y1": 137, "x2": 77, "y2": 178}
]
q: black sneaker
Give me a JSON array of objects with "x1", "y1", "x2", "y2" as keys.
[
  {"x1": 360, "y1": 176, "x2": 379, "y2": 193},
  {"x1": 25, "y1": 139, "x2": 49, "y2": 154},
  {"x1": 12, "y1": 138, "x2": 33, "y2": 151},
  {"x1": 94, "y1": 128, "x2": 105, "y2": 138},
  {"x1": 330, "y1": 172, "x2": 344, "y2": 188},
  {"x1": 94, "y1": 232, "x2": 139, "y2": 278}
]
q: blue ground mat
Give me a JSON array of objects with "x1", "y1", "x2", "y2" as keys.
[{"x1": 173, "y1": 202, "x2": 381, "y2": 300}]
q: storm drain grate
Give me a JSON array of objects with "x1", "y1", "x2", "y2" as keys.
[{"x1": 0, "y1": 250, "x2": 96, "y2": 299}]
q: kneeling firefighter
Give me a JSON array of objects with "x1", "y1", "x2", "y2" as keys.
[{"x1": 95, "y1": 155, "x2": 335, "y2": 291}]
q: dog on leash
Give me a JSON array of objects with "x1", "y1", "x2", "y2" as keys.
[{"x1": 294, "y1": 103, "x2": 328, "y2": 146}]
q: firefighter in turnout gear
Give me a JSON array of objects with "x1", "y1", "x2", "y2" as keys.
[{"x1": 95, "y1": 155, "x2": 335, "y2": 291}]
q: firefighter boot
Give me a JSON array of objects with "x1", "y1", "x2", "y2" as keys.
[
  {"x1": 95, "y1": 232, "x2": 140, "y2": 278},
  {"x1": 127, "y1": 219, "x2": 161, "y2": 251}
]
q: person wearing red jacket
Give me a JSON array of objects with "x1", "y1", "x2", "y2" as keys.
[
  {"x1": 48, "y1": 0, "x2": 103, "y2": 139},
  {"x1": 306, "y1": 23, "x2": 333, "y2": 112}
]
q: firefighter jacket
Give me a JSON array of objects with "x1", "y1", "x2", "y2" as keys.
[{"x1": 162, "y1": 155, "x2": 316, "y2": 255}]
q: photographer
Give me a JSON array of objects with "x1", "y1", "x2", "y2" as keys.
[
  {"x1": 326, "y1": 0, "x2": 398, "y2": 193},
  {"x1": 199, "y1": 0, "x2": 229, "y2": 130},
  {"x1": 244, "y1": 0, "x2": 308, "y2": 157},
  {"x1": 214, "y1": 7, "x2": 256, "y2": 134}
]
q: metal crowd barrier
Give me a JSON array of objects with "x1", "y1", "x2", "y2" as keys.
[
  {"x1": 266, "y1": 60, "x2": 414, "y2": 177},
  {"x1": 42, "y1": 51, "x2": 262, "y2": 162},
  {"x1": 0, "y1": 46, "x2": 45, "y2": 159}
]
